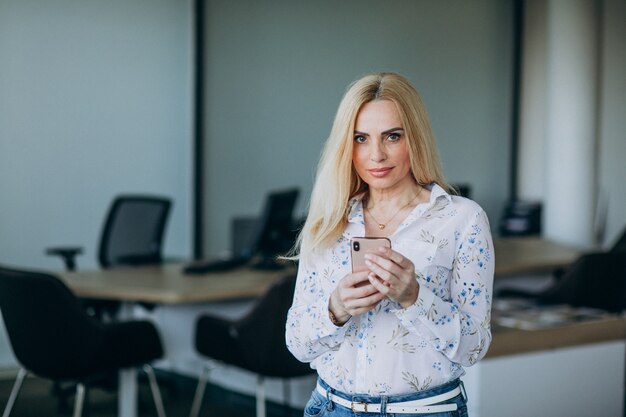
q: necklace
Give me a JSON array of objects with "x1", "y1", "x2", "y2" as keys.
[{"x1": 365, "y1": 188, "x2": 422, "y2": 230}]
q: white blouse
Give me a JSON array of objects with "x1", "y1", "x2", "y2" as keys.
[{"x1": 286, "y1": 184, "x2": 494, "y2": 395}]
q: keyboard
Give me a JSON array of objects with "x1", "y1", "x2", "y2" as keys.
[{"x1": 182, "y1": 257, "x2": 249, "y2": 275}]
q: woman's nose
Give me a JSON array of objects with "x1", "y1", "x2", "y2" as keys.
[{"x1": 370, "y1": 142, "x2": 387, "y2": 162}]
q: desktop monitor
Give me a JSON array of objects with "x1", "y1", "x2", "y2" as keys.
[
  {"x1": 249, "y1": 188, "x2": 300, "y2": 269},
  {"x1": 231, "y1": 216, "x2": 259, "y2": 260}
]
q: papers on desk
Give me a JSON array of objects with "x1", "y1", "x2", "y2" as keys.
[{"x1": 493, "y1": 299, "x2": 613, "y2": 330}]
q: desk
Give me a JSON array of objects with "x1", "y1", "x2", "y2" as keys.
[
  {"x1": 493, "y1": 236, "x2": 581, "y2": 277},
  {"x1": 465, "y1": 316, "x2": 626, "y2": 416},
  {"x1": 59, "y1": 264, "x2": 292, "y2": 417},
  {"x1": 60, "y1": 237, "x2": 582, "y2": 301},
  {"x1": 60, "y1": 263, "x2": 292, "y2": 303},
  {"x1": 56, "y1": 237, "x2": 582, "y2": 416},
  {"x1": 489, "y1": 315, "x2": 626, "y2": 358}
]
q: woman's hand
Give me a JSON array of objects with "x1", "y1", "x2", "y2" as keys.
[
  {"x1": 328, "y1": 270, "x2": 387, "y2": 324},
  {"x1": 364, "y1": 246, "x2": 420, "y2": 308}
]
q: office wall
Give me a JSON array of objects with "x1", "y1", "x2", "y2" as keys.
[
  {"x1": 202, "y1": 0, "x2": 514, "y2": 256},
  {"x1": 0, "y1": 0, "x2": 192, "y2": 367},
  {"x1": 0, "y1": 0, "x2": 193, "y2": 269}
]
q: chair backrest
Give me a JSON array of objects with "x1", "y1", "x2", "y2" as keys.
[
  {"x1": 98, "y1": 195, "x2": 171, "y2": 268},
  {"x1": 0, "y1": 267, "x2": 101, "y2": 379},
  {"x1": 540, "y1": 252, "x2": 626, "y2": 313},
  {"x1": 450, "y1": 183, "x2": 471, "y2": 199},
  {"x1": 609, "y1": 227, "x2": 626, "y2": 254},
  {"x1": 235, "y1": 274, "x2": 314, "y2": 378}
]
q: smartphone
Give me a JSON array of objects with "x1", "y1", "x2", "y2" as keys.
[{"x1": 350, "y1": 237, "x2": 391, "y2": 273}]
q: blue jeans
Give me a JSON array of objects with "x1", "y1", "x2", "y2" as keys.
[{"x1": 303, "y1": 378, "x2": 468, "y2": 417}]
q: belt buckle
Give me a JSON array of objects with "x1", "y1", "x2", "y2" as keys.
[{"x1": 351, "y1": 401, "x2": 368, "y2": 412}]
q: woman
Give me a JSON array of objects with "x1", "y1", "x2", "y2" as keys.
[{"x1": 286, "y1": 72, "x2": 493, "y2": 416}]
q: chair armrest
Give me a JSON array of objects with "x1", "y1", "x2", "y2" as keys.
[
  {"x1": 115, "y1": 254, "x2": 161, "y2": 265},
  {"x1": 46, "y1": 246, "x2": 84, "y2": 271}
]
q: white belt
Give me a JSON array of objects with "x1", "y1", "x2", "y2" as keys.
[{"x1": 316, "y1": 383, "x2": 460, "y2": 414}]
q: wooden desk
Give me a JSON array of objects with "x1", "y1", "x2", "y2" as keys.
[
  {"x1": 58, "y1": 237, "x2": 582, "y2": 303},
  {"x1": 494, "y1": 236, "x2": 581, "y2": 277},
  {"x1": 488, "y1": 316, "x2": 626, "y2": 358},
  {"x1": 59, "y1": 263, "x2": 293, "y2": 304},
  {"x1": 466, "y1": 316, "x2": 626, "y2": 416}
]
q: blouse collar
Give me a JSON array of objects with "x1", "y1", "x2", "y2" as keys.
[{"x1": 344, "y1": 183, "x2": 452, "y2": 238}]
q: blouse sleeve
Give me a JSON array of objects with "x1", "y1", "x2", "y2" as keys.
[
  {"x1": 393, "y1": 207, "x2": 494, "y2": 366},
  {"x1": 285, "y1": 253, "x2": 351, "y2": 363}
]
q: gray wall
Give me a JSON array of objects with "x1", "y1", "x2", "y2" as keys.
[
  {"x1": 0, "y1": 0, "x2": 192, "y2": 367},
  {"x1": 202, "y1": 0, "x2": 514, "y2": 257},
  {"x1": 0, "y1": 0, "x2": 193, "y2": 270}
]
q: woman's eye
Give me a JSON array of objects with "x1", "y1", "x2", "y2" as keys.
[
  {"x1": 388, "y1": 133, "x2": 401, "y2": 141},
  {"x1": 354, "y1": 135, "x2": 367, "y2": 143}
]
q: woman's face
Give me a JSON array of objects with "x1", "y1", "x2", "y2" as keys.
[{"x1": 352, "y1": 100, "x2": 413, "y2": 193}]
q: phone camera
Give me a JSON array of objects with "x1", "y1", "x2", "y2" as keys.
[{"x1": 353, "y1": 241, "x2": 360, "y2": 251}]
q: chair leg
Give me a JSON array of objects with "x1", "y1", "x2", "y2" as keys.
[
  {"x1": 72, "y1": 383, "x2": 86, "y2": 417},
  {"x1": 51, "y1": 380, "x2": 73, "y2": 413},
  {"x1": 143, "y1": 365, "x2": 167, "y2": 417},
  {"x1": 2, "y1": 368, "x2": 27, "y2": 417},
  {"x1": 256, "y1": 375, "x2": 266, "y2": 417},
  {"x1": 189, "y1": 364, "x2": 212, "y2": 417},
  {"x1": 282, "y1": 379, "x2": 291, "y2": 416}
]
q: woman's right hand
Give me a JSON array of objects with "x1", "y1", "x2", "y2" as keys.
[{"x1": 328, "y1": 271, "x2": 386, "y2": 324}]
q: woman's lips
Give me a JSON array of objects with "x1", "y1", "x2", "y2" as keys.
[{"x1": 367, "y1": 167, "x2": 393, "y2": 178}]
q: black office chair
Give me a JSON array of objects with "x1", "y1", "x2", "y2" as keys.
[
  {"x1": 0, "y1": 266, "x2": 167, "y2": 417},
  {"x1": 47, "y1": 194, "x2": 172, "y2": 318},
  {"x1": 537, "y1": 252, "x2": 626, "y2": 312},
  {"x1": 190, "y1": 274, "x2": 314, "y2": 417},
  {"x1": 450, "y1": 183, "x2": 471, "y2": 199},
  {"x1": 47, "y1": 194, "x2": 172, "y2": 270},
  {"x1": 497, "y1": 252, "x2": 626, "y2": 313},
  {"x1": 498, "y1": 228, "x2": 626, "y2": 301},
  {"x1": 609, "y1": 227, "x2": 626, "y2": 254}
]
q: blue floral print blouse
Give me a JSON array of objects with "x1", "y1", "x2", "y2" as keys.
[{"x1": 286, "y1": 184, "x2": 494, "y2": 395}]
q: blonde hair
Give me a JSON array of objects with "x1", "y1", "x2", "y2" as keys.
[{"x1": 294, "y1": 72, "x2": 451, "y2": 257}]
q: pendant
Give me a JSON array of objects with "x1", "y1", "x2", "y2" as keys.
[{"x1": 378, "y1": 224, "x2": 385, "y2": 230}]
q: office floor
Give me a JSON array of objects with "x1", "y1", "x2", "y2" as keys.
[{"x1": 0, "y1": 372, "x2": 301, "y2": 417}]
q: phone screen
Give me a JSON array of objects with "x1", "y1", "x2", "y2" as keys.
[{"x1": 350, "y1": 237, "x2": 391, "y2": 273}]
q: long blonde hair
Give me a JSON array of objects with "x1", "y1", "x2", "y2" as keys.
[{"x1": 295, "y1": 72, "x2": 451, "y2": 257}]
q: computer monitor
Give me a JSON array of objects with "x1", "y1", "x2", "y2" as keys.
[
  {"x1": 249, "y1": 188, "x2": 300, "y2": 269},
  {"x1": 231, "y1": 216, "x2": 259, "y2": 260}
]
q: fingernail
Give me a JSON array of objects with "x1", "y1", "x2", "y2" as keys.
[{"x1": 365, "y1": 260, "x2": 372, "y2": 266}]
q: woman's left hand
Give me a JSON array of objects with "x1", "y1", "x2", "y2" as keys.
[{"x1": 364, "y1": 246, "x2": 419, "y2": 308}]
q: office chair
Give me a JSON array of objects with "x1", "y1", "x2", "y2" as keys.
[
  {"x1": 190, "y1": 274, "x2": 314, "y2": 417},
  {"x1": 498, "y1": 227, "x2": 626, "y2": 302},
  {"x1": 47, "y1": 194, "x2": 172, "y2": 317},
  {"x1": 450, "y1": 183, "x2": 471, "y2": 199},
  {"x1": 538, "y1": 252, "x2": 626, "y2": 312},
  {"x1": 497, "y1": 252, "x2": 626, "y2": 313},
  {"x1": 0, "y1": 266, "x2": 167, "y2": 417},
  {"x1": 609, "y1": 227, "x2": 626, "y2": 254},
  {"x1": 47, "y1": 194, "x2": 172, "y2": 270}
]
